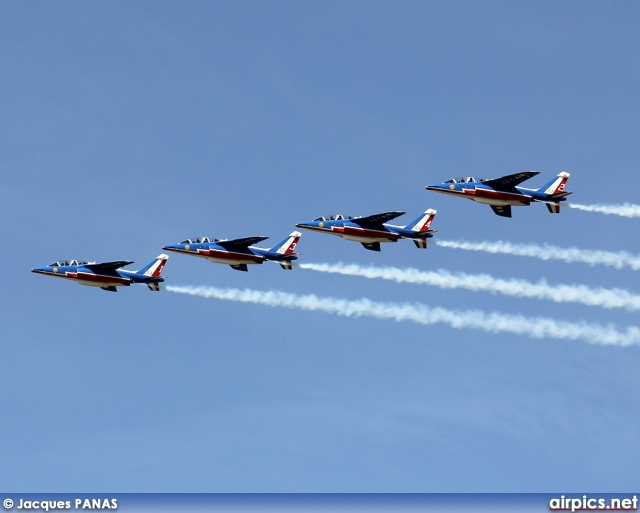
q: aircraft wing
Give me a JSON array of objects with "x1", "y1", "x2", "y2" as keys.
[
  {"x1": 482, "y1": 171, "x2": 540, "y2": 189},
  {"x1": 216, "y1": 236, "x2": 270, "y2": 250},
  {"x1": 84, "y1": 261, "x2": 134, "y2": 274},
  {"x1": 353, "y1": 211, "x2": 406, "y2": 226}
]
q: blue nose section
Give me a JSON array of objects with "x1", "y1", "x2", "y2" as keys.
[
  {"x1": 295, "y1": 221, "x2": 315, "y2": 229},
  {"x1": 31, "y1": 266, "x2": 56, "y2": 276}
]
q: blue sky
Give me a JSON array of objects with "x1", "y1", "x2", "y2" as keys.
[{"x1": 1, "y1": 1, "x2": 639, "y2": 492}]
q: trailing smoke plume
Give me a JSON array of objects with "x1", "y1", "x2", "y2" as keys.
[
  {"x1": 299, "y1": 262, "x2": 640, "y2": 311},
  {"x1": 433, "y1": 239, "x2": 640, "y2": 271},
  {"x1": 166, "y1": 285, "x2": 640, "y2": 347},
  {"x1": 566, "y1": 203, "x2": 640, "y2": 218}
]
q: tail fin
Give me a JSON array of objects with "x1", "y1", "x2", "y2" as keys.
[
  {"x1": 137, "y1": 254, "x2": 169, "y2": 277},
  {"x1": 270, "y1": 231, "x2": 302, "y2": 255},
  {"x1": 540, "y1": 172, "x2": 570, "y2": 195},
  {"x1": 405, "y1": 209, "x2": 437, "y2": 232}
]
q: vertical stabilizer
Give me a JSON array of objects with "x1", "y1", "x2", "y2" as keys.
[
  {"x1": 541, "y1": 172, "x2": 570, "y2": 195},
  {"x1": 138, "y1": 254, "x2": 169, "y2": 277},
  {"x1": 271, "y1": 231, "x2": 302, "y2": 254},
  {"x1": 406, "y1": 209, "x2": 437, "y2": 232}
]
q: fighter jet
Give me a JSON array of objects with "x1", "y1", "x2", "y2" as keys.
[
  {"x1": 162, "y1": 231, "x2": 301, "y2": 271},
  {"x1": 31, "y1": 254, "x2": 169, "y2": 292},
  {"x1": 295, "y1": 210, "x2": 437, "y2": 251},
  {"x1": 425, "y1": 171, "x2": 571, "y2": 218}
]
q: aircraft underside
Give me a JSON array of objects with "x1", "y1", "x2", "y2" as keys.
[
  {"x1": 206, "y1": 256, "x2": 263, "y2": 266},
  {"x1": 471, "y1": 197, "x2": 530, "y2": 207},
  {"x1": 75, "y1": 279, "x2": 130, "y2": 288},
  {"x1": 340, "y1": 234, "x2": 397, "y2": 243}
]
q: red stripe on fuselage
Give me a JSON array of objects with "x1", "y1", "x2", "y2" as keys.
[
  {"x1": 334, "y1": 225, "x2": 399, "y2": 240},
  {"x1": 201, "y1": 249, "x2": 263, "y2": 263},
  {"x1": 74, "y1": 272, "x2": 131, "y2": 284},
  {"x1": 467, "y1": 188, "x2": 532, "y2": 202}
]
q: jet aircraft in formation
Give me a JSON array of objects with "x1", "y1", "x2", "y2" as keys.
[
  {"x1": 295, "y1": 209, "x2": 437, "y2": 251},
  {"x1": 426, "y1": 171, "x2": 571, "y2": 217},
  {"x1": 31, "y1": 254, "x2": 168, "y2": 292},
  {"x1": 32, "y1": 170, "x2": 573, "y2": 291},
  {"x1": 162, "y1": 231, "x2": 302, "y2": 271}
]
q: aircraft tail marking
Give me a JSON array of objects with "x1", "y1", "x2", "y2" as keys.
[
  {"x1": 541, "y1": 171, "x2": 570, "y2": 195},
  {"x1": 138, "y1": 254, "x2": 169, "y2": 277},
  {"x1": 271, "y1": 231, "x2": 302, "y2": 255},
  {"x1": 407, "y1": 209, "x2": 437, "y2": 232}
]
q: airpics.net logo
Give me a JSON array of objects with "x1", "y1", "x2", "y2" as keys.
[{"x1": 549, "y1": 495, "x2": 638, "y2": 512}]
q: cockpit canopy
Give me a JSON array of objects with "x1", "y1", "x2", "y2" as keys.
[
  {"x1": 48, "y1": 260, "x2": 89, "y2": 267},
  {"x1": 313, "y1": 214, "x2": 355, "y2": 221},
  {"x1": 444, "y1": 177, "x2": 486, "y2": 184},
  {"x1": 179, "y1": 237, "x2": 220, "y2": 244}
]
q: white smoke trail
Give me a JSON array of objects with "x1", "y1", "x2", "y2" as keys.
[
  {"x1": 166, "y1": 284, "x2": 640, "y2": 347},
  {"x1": 433, "y1": 239, "x2": 640, "y2": 271},
  {"x1": 566, "y1": 202, "x2": 640, "y2": 218},
  {"x1": 298, "y1": 262, "x2": 640, "y2": 312}
]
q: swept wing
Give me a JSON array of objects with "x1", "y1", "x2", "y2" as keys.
[
  {"x1": 84, "y1": 261, "x2": 134, "y2": 275},
  {"x1": 215, "y1": 236, "x2": 270, "y2": 250},
  {"x1": 352, "y1": 211, "x2": 406, "y2": 226},
  {"x1": 482, "y1": 171, "x2": 539, "y2": 189}
]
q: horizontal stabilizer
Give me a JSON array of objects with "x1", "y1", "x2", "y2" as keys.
[
  {"x1": 546, "y1": 203, "x2": 561, "y2": 214},
  {"x1": 146, "y1": 282, "x2": 161, "y2": 291},
  {"x1": 100, "y1": 286, "x2": 118, "y2": 292},
  {"x1": 231, "y1": 264, "x2": 248, "y2": 272},
  {"x1": 280, "y1": 262, "x2": 293, "y2": 271},
  {"x1": 490, "y1": 205, "x2": 512, "y2": 218},
  {"x1": 361, "y1": 242, "x2": 381, "y2": 252},
  {"x1": 413, "y1": 239, "x2": 428, "y2": 249}
]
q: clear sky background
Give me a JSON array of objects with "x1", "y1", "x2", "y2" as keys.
[{"x1": 1, "y1": 1, "x2": 639, "y2": 492}]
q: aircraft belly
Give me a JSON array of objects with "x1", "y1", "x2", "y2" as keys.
[
  {"x1": 207, "y1": 257, "x2": 261, "y2": 266},
  {"x1": 75, "y1": 279, "x2": 129, "y2": 287},
  {"x1": 205, "y1": 251, "x2": 263, "y2": 265},
  {"x1": 468, "y1": 188, "x2": 531, "y2": 206},
  {"x1": 340, "y1": 234, "x2": 395, "y2": 243},
  {"x1": 74, "y1": 272, "x2": 131, "y2": 285},
  {"x1": 472, "y1": 197, "x2": 529, "y2": 207},
  {"x1": 336, "y1": 226, "x2": 398, "y2": 241}
]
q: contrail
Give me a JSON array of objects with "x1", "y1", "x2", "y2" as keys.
[
  {"x1": 433, "y1": 239, "x2": 640, "y2": 271},
  {"x1": 298, "y1": 262, "x2": 640, "y2": 312},
  {"x1": 566, "y1": 202, "x2": 640, "y2": 218},
  {"x1": 166, "y1": 284, "x2": 640, "y2": 347}
]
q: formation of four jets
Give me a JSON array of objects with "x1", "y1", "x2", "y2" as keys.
[{"x1": 31, "y1": 171, "x2": 572, "y2": 292}]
